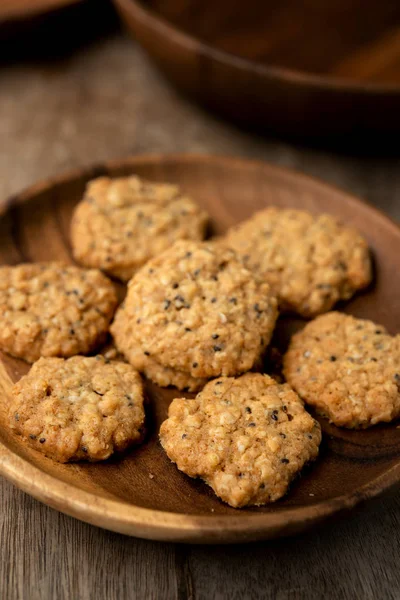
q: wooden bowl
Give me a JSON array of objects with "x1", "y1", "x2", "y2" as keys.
[
  {"x1": 113, "y1": 0, "x2": 400, "y2": 140},
  {"x1": 0, "y1": 0, "x2": 82, "y2": 22},
  {"x1": 1, "y1": 154, "x2": 400, "y2": 543}
]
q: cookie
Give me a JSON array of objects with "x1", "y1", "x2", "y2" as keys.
[
  {"x1": 225, "y1": 208, "x2": 371, "y2": 317},
  {"x1": 115, "y1": 334, "x2": 207, "y2": 392},
  {"x1": 71, "y1": 175, "x2": 209, "y2": 281},
  {"x1": 10, "y1": 355, "x2": 145, "y2": 462},
  {"x1": 0, "y1": 263, "x2": 117, "y2": 363},
  {"x1": 111, "y1": 240, "x2": 278, "y2": 379},
  {"x1": 160, "y1": 373, "x2": 321, "y2": 508},
  {"x1": 283, "y1": 312, "x2": 400, "y2": 428}
]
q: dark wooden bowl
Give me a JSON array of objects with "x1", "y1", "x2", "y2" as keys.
[
  {"x1": 1, "y1": 154, "x2": 400, "y2": 543},
  {"x1": 0, "y1": 0, "x2": 81, "y2": 22},
  {"x1": 113, "y1": 0, "x2": 400, "y2": 140}
]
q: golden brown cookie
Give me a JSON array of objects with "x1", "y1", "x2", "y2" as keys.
[
  {"x1": 71, "y1": 175, "x2": 209, "y2": 281},
  {"x1": 160, "y1": 373, "x2": 321, "y2": 508},
  {"x1": 10, "y1": 355, "x2": 145, "y2": 462},
  {"x1": 225, "y1": 208, "x2": 371, "y2": 317},
  {"x1": 0, "y1": 263, "x2": 117, "y2": 362},
  {"x1": 111, "y1": 241, "x2": 278, "y2": 379},
  {"x1": 284, "y1": 311, "x2": 400, "y2": 428},
  {"x1": 120, "y1": 335, "x2": 207, "y2": 392}
]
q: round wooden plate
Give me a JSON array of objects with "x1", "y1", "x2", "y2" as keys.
[
  {"x1": 1, "y1": 154, "x2": 400, "y2": 543},
  {"x1": 113, "y1": 0, "x2": 400, "y2": 139}
]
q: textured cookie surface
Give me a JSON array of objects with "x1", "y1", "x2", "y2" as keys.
[
  {"x1": 225, "y1": 208, "x2": 371, "y2": 317},
  {"x1": 71, "y1": 175, "x2": 208, "y2": 281},
  {"x1": 10, "y1": 356, "x2": 145, "y2": 462},
  {"x1": 111, "y1": 241, "x2": 278, "y2": 379},
  {"x1": 117, "y1": 336, "x2": 207, "y2": 392},
  {"x1": 160, "y1": 373, "x2": 321, "y2": 508},
  {"x1": 0, "y1": 263, "x2": 117, "y2": 362},
  {"x1": 284, "y1": 312, "x2": 400, "y2": 428}
]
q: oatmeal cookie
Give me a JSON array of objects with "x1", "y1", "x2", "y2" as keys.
[
  {"x1": 10, "y1": 355, "x2": 145, "y2": 462},
  {"x1": 0, "y1": 263, "x2": 117, "y2": 362},
  {"x1": 160, "y1": 373, "x2": 321, "y2": 508},
  {"x1": 116, "y1": 334, "x2": 207, "y2": 392},
  {"x1": 225, "y1": 208, "x2": 371, "y2": 317},
  {"x1": 283, "y1": 311, "x2": 400, "y2": 428},
  {"x1": 71, "y1": 175, "x2": 209, "y2": 281},
  {"x1": 111, "y1": 241, "x2": 278, "y2": 379}
]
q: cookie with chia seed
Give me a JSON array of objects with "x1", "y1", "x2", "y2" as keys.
[
  {"x1": 283, "y1": 311, "x2": 400, "y2": 428},
  {"x1": 0, "y1": 263, "x2": 117, "y2": 363},
  {"x1": 71, "y1": 175, "x2": 209, "y2": 281},
  {"x1": 10, "y1": 355, "x2": 145, "y2": 462},
  {"x1": 116, "y1": 333, "x2": 207, "y2": 392},
  {"x1": 160, "y1": 373, "x2": 321, "y2": 508},
  {"x1": 225, "y1": 208, "x2": 371, "y2": 318},
  {"x1": 111, "y1": 240, "x2": 278, "y2": 379}
]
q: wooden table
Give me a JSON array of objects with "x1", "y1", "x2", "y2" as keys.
[{"x1": 1, "y1": 22, "x2": 400, "y2": 600}]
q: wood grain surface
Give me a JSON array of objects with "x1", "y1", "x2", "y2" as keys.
[{"x1": 1, "y1": 13, "x2": 400, "y2": 599}]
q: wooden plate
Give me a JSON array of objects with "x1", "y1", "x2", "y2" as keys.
[
  {"x1": 113, "y1": 0, "x2": 400, "y2": 139},
  {"x1": 1, "y1": 154, "x2": 400, "y2": 543}
]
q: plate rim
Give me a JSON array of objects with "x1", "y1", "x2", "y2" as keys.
[
  {"x1": 1, "y1": 152, "x2": 400, "y2": 543},
  {"x1": 114, "y1": 0, "x2": 400, "y2": 96}
]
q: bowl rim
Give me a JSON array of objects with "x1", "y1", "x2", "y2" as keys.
[
  {"x1": 114, "y1": 0, "x2": 400, "y2": 96},
  {"x1": 1, "y1": 152, "x2": 400, "y2": 543}
]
